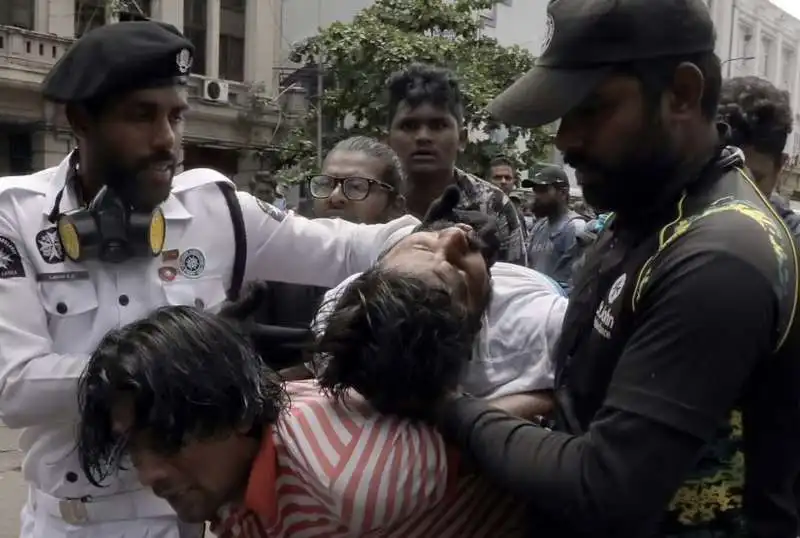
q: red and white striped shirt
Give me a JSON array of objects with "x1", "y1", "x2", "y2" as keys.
[{"x1": 212, "y1": 381, "x2": 525, "y2": 538}]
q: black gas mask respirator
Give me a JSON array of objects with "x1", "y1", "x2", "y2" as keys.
[{"x1": 49, "y1": 179, "x2": 166, "y2": 265}]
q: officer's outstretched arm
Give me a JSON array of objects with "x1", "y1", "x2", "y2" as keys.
[
  {"x1": 0, "y1": 213, "x2": 88, "y2": 428},
  {"x1": 237, "y1": 191, "x2": 418, "y2": 288}
]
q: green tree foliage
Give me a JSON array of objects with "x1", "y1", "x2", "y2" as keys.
[{"x1": 271, "y1": 0, "x2": 552, "y2": 183}]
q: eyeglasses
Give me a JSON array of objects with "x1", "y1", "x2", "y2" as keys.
[{"x1": 308, "y1": 175, "x2": 394, "y2": 201}]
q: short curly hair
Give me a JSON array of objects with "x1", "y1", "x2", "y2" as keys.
[
  {"x1": 718, "y1": 76, "x2": 793, "y2": 163},
  {"x1": 386, "y1": 63, "x2": 464, "y2": 126}
]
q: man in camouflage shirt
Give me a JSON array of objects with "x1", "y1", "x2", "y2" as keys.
[{"x1": 385, "y1": 63, "x2": 527, "y2": 265}]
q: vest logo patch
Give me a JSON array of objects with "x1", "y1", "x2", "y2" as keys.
[
  {"x1": 593, "y1": 273, "x2": 627, "y2": 339},
  {"x1": 607, "y1": 273, "x2": 626, "y2": 305}
]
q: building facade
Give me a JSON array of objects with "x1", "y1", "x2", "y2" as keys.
[{"x1": 0, "y1": 0, "x2": 302, "y2": 182}]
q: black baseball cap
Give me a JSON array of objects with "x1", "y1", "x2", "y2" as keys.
[
  {"x1": 42, "y1": 21, "x2": 194, "y2": 104},
  {"x1": 521, "y1": 165, "x2": 569, "y2": 188},
  {"x1": 488, "y1": 0, "x2": 716, "y2": 128}
]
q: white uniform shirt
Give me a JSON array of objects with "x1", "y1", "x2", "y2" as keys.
[
  {"x1": 314, "y1": 262, "x2": 568, "y2": 399},
  {"x1": 0, "y1": 155, "x2": 418, "y2": 506}
]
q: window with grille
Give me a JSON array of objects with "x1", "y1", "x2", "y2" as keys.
[
  {"x1": 74, "y1": 0, "x2": 105, "y2": 37},
  {"x1": 183, "y1": 0, "x2": 208, "y2": 75},
  {"x1": 0, "y1": 0, "x2": 34, "y2": 30},
  {"x1": 219, "y1": 0, "x2": 245, "y2": 81},
  {"x1": 8, "y1": 132, "x2": 32, "y2": 175},
  {"x1": 117, "y1": 0, "x2": 152, "y2": 22}
]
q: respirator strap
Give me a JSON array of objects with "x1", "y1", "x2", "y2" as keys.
[{"x1": 216, "y1": 182, "x2": 247, "y2": 302}]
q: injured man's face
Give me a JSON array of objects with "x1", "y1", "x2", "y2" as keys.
[
  {"x1": 379, "y1": 222, "x2": 493, "y2": 317},
  {"x1": 314, "y1": 220, "x2": 567, "y2": 420},
  {"x1": 314, "y1": 223, "x2": 495, "y2": 419}
]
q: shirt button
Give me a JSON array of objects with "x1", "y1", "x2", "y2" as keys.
[
  {"x1": 65, "y1": 471, "x2": 78, "y2": 483},
  {"x1": 118, "y1": 295, "x2": 130, "y2": 306},
  {"x1": 56, "y1": 302, "x2": 68, "y2": 314},
  {"x1": 194, "y1": 298, "x2": 205, "y2": 309}
]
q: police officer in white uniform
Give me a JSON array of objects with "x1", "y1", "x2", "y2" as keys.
[{"x1": 0, "y1": 21, "x2": 417, "y2": 538}]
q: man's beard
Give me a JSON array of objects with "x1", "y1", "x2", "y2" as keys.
[
  {"x1": 90, "y1": 140, "x2": 176, "y2": 212},
  {"x1": 565, "y1": 115, "x2": 681, "y2": 216},
  {"x1": 532, "y1": 198, "x2": 558, "y2": 217}
]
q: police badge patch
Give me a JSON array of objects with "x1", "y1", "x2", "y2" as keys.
[
  {"x1": 176, "y1": 48, "x2": 192, "y2": 74},
  {"x1": 36, "y1": 227, "x2": 65, "y2": 264},
  {"x1": 0, "y1": 235, "x2": 25, "y2": 279},
  {"x1": 179, "y1": 248, "x2": 206, "y2": 278},
  {"x1": 256, "y1": 198, "x2": 287, "y2": 222}
]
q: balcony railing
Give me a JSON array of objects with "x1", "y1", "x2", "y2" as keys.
[{"x1": 0, "y1": 26, "x2": 73, "y2": 82}]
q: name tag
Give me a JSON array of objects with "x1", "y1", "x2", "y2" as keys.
[{"x1": 37, "y1": 271, "x2": 90, "y2": 282}]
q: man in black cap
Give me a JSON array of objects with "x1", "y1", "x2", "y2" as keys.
[
  {"x1": 432, "y1": 0, "x2": 800, "y2": 536},
  {"x1": 523, "y1": 165, "x2": 586, "y2": 292},
  {"x1": 0, "y1": 20, "x2": 417, "y2": 538}
]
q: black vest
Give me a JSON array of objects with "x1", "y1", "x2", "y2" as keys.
[{"x1": 552, "y1": 162, "x2": 800, "y2": 537}]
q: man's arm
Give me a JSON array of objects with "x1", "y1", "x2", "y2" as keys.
[
  {"x1": 0, "y1": 210, "x2": 89, "y2": 428},
  {"x1": 435, "y1": 251, "x2": 774, "y2": 535},
  {"x1": 237, "y1": 191, "x2": 418, "y2": 288},
  {"x1": 489, "y1": 391, "x2": 554, "y2": 419},
  {"x1": 480, "y1": 276, "x2": 566, "y2": 420},
  {"x1": 495, "y1": 198, "x2": 528, "y2": 266}
]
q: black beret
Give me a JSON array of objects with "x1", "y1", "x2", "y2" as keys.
[{"x1": 42, "y1": 21, "x2": 195, "y2": 104}]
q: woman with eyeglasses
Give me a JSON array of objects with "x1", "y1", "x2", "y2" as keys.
[
  {"x1": 309, "y1": 136, "x2": 407, "y2": 224},
  {"x1": 223, "y1": 137, "x2": 409, "y2": 381}
]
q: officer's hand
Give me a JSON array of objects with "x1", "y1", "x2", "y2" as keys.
[
  {"x1": 419, "y1": 185, "x2": 501, "y2": 267},
  {"x1": 421, "y1": 184, "x2": 462, "y2": 226},
  {"x1": 421, "y1": 186, "x2": 495, "y2": 230}
]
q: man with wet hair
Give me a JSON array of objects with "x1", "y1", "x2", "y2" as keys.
[{"x1": 76, "y1": 306, "x2": 527, "y2": 537}]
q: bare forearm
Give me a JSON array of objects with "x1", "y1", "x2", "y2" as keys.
[
  {"x1": 489, "y1": 391, "x2": 554, "y2": 420},
  {"x1": 279, "y1": 365, "x2": 313, "y2": 381}
]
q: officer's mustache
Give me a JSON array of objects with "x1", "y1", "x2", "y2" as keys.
[
  {"x1": 99, "y1": 151, "x2": 177, "y2": 210},
  {"x1": 100, "y1": 151, "x2": 176, "y2": 184},
  {"x1": 133, "y1": 152, "x2": 178, "y2": 176}
]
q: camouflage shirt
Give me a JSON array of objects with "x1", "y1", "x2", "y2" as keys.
[
  {"x1": 453, "y1": 169, "x2": 527, "y2": 266},
  {"x1": 769, "y1": 193, "x2": 800, "y2": 241}
]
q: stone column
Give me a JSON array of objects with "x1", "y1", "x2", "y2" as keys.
[
  {"x1": 47, "y1": 0, "x2": 75, "y2": 37},
  {"x1": 153, "y1": 0, "x2": 184, "y2": 32},
  {"x1": 244, "y1": 0, "x2": 277, "y2": 85},
  {"x1": 34, "y1": 0, "x2": 48, "y2": 32},
  {"x1": 753, "y1": 20, "x2": 764, "y2": 77},
  {"x1": 775, "y1": 32, "x2": 784, "y2": 89},
  {"x1": 206, "y1": 0, "x2": 221, "y2": 78}
]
